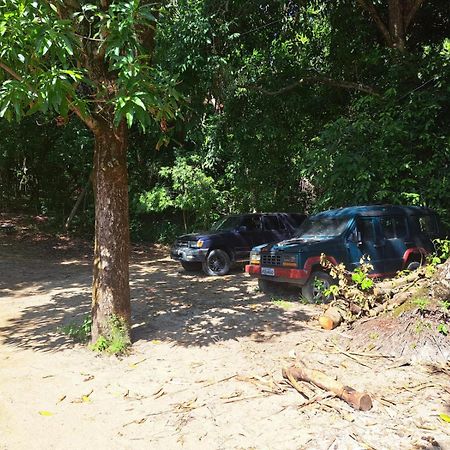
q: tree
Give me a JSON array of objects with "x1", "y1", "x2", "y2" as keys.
[
  {"x1": 356, "y1": 0, "x2": 425, "y2": 52},
  {"x1": 0, "y1": 1, "x2": 179, "y2": 343}
]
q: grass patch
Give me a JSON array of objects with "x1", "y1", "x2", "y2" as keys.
[
  {"x1": 271, "y1": 298, "x2": 295, "y2": 310},
  {"x1": 90, "y1": 315, "x2": 130, "y2": 355},
  {"x1": 60, "y1": 315, "x2": 92, "y2": 343}
]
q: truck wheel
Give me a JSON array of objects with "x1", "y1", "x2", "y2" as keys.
[
  {"x1": 405, "y1": 257, "x2": 422, "y2": 271},
  {"x1": 181, "y1": 261, "x2": 202, "y2": 272},
  {"x1": 202, "y1": 249, "x2": 231, "y2": 276},
  {"x1": 258, "y1": 278, "x2": 282, "y2": 294},
  {"x1": 302, "y1": 271, "x2": 335, "y2": 304}
]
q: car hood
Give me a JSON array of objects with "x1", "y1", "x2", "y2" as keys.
[
  {"x1": 256, "y1": 236, "x2": 338, "y2": 253},
  {"x1": 175, "y1": 231, "x2": 231, "y2": 242}
]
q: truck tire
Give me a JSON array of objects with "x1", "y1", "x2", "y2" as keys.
[
  {"x1": 258, "y1": 278, "x2": 282, "y2": 294},
  {"x1": 202, "y1": 249, "x2": 231, "y2": 276},
  {"x1": 301, "y1": 271, "x2": 335, "y2": 304}
]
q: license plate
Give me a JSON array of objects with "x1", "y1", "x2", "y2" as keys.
[{"x1": 261, "y1": 267, "x2": 275, "y2": 276}]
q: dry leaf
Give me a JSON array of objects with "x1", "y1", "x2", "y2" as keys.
[
  {"x1": 129, "y1": 358, "x2": 147, "y2": 369},
  {"x1": 38, "y1": 410, "x2": 54, "y2": 416}
]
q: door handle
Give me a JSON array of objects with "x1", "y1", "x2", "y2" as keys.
[{"x1": 373, "y1": 242, "x2": 385, "y2": 248}]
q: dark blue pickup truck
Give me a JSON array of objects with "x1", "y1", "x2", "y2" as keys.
[
  {"x1": 246, "y1": 205, "x2": 443, "y2": 302},
  {"x1": 171, "y1": 213, "x2": 306, "y2": 276}
]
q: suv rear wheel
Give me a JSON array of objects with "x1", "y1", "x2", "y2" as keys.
[
  {"x1": 202, "y1": 249, "x2": 231, "y2": 276},
  {"x1": 302, "y1": 271, "x2": 335, "y2": 303}
]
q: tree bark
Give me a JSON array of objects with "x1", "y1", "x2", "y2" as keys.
[
  {"x1": 356, "y1": 0, "x2": 425, "y2": 52},
  {"x1": 91, "y1": 116, "x2": 131, "y2": 343},
  {"x1": 356, "y1": 0, "x2": 393, "y2": 48},
  {"x1": 389, "y1": 0, "x2": 406, "y2": 51}
]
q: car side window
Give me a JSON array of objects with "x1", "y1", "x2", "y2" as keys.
[
  {"x1": 241, "y1": 215, "x2": 262, "y2": 231},
  {"x1": 358, "y1": 219, "x2": 375, "y2": 242},
  {"x1": 262, "y1": 215, "x2": 280, "y2": 230},
  {"x1": 380, "y1": 216, "x2": 407, "y2": 239},
  {"x1": 416, "y1": 214, "x2": 437, "y2": 235}
]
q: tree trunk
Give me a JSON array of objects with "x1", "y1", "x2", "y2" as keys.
[
  {"x1": 434, "y1": 257, "x2": 450, "y2": 300},
  {"x1": 389, "y1": 0, "x2": 406, "y2": 51},
  {"x1": 91, "y1": 117, "x2": 131, "y2": 343}
]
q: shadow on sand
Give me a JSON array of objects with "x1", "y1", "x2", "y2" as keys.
[{"x1": 0, "y1": 240, "x2": 314, "y2": 352}]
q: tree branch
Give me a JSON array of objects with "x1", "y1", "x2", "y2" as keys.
[
  {"x1": 404, "y1": 0, "x2": 425, "y2": 30},
  {"x1": 0, "y1": 59, "x2": 98, "y2": 132},
  {"x1": 259, "y1": 76, "x2": 380, "y2": 96},
  {"x1": 0, "y1": 60, "x2": 24, "y2": 82},
  {"x1": 356, "y1": 0, "x2": 393, "y2": 47}
]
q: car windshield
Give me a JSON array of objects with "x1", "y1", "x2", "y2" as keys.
[
  {"x1": 294, "y1": 218, "x2": 350, "y2": 238},
  {"x1": 211, "y1": 216, "x2": 242, "y2": 231}
]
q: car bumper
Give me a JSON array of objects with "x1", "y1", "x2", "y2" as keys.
[
  {"x1": 171, "y1": 247, "x2": 208, "y2": 263},
  {"x1": 245, "y1": 264, "x2": 309, "y2": 285}
]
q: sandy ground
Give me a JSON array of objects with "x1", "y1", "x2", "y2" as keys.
[{"x1": 0, "y1": 233, "x2": 449, "y2": 450}]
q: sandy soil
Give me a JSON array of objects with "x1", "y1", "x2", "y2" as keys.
[{"x1": 0, "y1": 231, "x2": 449, "y2": 450}]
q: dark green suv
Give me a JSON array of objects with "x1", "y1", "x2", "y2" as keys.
[{"x1": 246, "y1": 205, "x2": 442, "y2": 301}]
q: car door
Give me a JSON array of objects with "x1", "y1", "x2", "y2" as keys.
[
  {"x1": 379, "y1": 215, "x2": 408, "y2": 274},
  {"x1": 346, "y1": 217, "x2": 385, "y2": 274},
  {"x1": 233, "y1": 215, "x2": 263, "y2": 260}
]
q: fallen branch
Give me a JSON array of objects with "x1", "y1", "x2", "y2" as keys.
[
  {"x1": 373, "y1": 270, "x2": 424, "y2": 296},
  {"x1": 282, "y1": 363, "x2": 373, "y2": 411}
]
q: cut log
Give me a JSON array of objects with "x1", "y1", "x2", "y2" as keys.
[
  {"x1": 319, "y1": 306, "x2": 342, "y2": 330},
  {"x1": 373, "y1": 271, "x2": 422, "y2": 296},
  {"x1": 282, "y1": 364, "x2": 373, "y2": 411}
]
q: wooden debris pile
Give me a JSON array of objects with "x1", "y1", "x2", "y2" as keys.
[{"x1": 318, "y1": 254, "x2": 438, "y2": 330}]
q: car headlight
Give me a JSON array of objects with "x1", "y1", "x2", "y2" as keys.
[
  {"x1": 283, "y1": 254, "x2": 297, "y2": 267},
  {"x1": 188, "y1": 240, "x2": 204, "y2": 248},
  {"x1": 250, "y1": 251, "x2": 260, "y2": 265}
]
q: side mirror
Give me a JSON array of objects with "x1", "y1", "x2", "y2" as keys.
[{"x1": 237, "y1": 225, "x2": 247, "y2": 232}]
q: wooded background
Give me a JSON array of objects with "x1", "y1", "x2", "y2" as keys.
[{"x1": 1, "y1": 0, "x2": 449, "y2": 240}]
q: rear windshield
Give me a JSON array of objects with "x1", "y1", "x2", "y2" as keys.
[{"x1": 295, "y1": 218, "x2": 350, "y2": 238}]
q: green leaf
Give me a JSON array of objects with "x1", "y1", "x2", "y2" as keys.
[
  {"x1": 125, "y1": 111, "x2": 133, "y2": 128},
  {"x1": 132, "y1": 97, "x2": 146, "y2": 111}
]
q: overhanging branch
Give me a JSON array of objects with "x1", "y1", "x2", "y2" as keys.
[
  {"x1": 0, "y1": 60, "x2": 24, "y2": 82},
  {"x1": 0, "y1": 59, "x2": 98, "y2": 132},
  {"x1": 259, "y1": 76, "x2": 380, "y2": 96}
]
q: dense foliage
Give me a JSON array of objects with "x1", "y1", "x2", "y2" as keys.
[{"x1": 1, "y1": 0, "x2": 449, "y2": 240}]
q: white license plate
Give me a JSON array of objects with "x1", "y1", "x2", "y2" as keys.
[{"x1": 261, "y1": 267, "x2": 275, "y2": 276}]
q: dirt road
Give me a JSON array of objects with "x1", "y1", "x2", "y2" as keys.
[{"x1": 0, "y1": 234, "x2": 449, "y2": 449}]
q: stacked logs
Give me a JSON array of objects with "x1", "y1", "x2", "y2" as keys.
[{"x1": 319, "y1": 267, "x2": 430, "y2": 330}]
